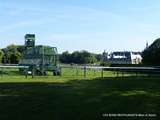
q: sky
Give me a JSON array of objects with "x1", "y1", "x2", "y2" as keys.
[{"x1": 1, "y1": 0, "x2": 160, "y2": 53}]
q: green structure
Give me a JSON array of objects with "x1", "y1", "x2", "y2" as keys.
[{"x1": 19, "y1": 34, "x2": 60, "y2": 75}]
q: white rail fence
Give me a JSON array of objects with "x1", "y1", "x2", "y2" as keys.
[{"x1": 1, "y1": 64, "x2": 160, "y2": 78}]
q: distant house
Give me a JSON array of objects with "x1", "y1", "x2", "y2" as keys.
[
  {"x1": 130, "y1": 52, "x2": 142, "y2": 64},
  {"x1": 103, "y1": 51, "x2": 142, "y2": 64}
]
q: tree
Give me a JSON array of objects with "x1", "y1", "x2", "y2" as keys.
[
  {"x1": 1, "y1": 44, "x2": 23, "y2": 64},
  {"x1": 142, "y1": 38, "x2": 160, "y2": 65},
  {"x1": 10, "y1": 51, "x2": 22, "y2": 64},
  {"x1": 2, "y1": 53, "x2": 10, "y2": 64},
  {"x1": 71, "y1": 51, "x2": 81, "y2": 63},
  {"x1": 59, "y1": 51, "x2": 71, "y2": 63},
  {"x1": 79, "y1": 50, "x2": 97, "y2": 64},
  {"x1": 95, "y1": 54, "x2": 103, "y2": 61},
  {"x1": 0, "y1": 49, "x2": 3, "y2": 63}
]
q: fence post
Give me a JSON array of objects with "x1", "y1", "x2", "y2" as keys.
[
  {"x1": 122, "y1": 71, "x2": 124, "y2": 79},
  {"x1": 76, "y1": 67, "x2": 78, "y2": 76},
  {"x1": 84, "y1": 66, "x2": 86, "y2": 77},
  {"x1": 116, "y1": 71, "x2": 119, "y2": 77},
  {"x1": 0, "y1": 67, "x2": 3, "y2": 78},
  {"x1": 2, "y1": 68, "x2": 3, "y2": 78},
  {"x1": 101, "y1": 68, "x2": 104, "y2": 78},
  {"x1": 135, "y1": 71, "x2": 138, "y2": 78}
]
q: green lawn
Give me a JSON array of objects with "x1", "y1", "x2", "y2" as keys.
[{"x1": 0, "y1": 68, "x2": 159, "y2": 120}]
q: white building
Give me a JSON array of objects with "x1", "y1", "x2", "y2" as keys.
[{"x1": 103, "y1": 51, "x2": 142, "y2": 64}]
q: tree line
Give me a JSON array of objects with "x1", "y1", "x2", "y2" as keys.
[
  {"x1": 59, "y1": 51, "x2": 101, "y2": 64},
  {"x1": 1, "y1": 38, "x2": 160, "y2": 65},
  {"x1": 0, "y1": 44, "x2": 102, "y2": 64}
]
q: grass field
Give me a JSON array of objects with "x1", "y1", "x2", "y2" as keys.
[{"x1": 0, "y1": 68, "x2": 160, "y2": 120}]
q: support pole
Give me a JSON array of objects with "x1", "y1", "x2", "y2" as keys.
[
  {"x1": 32, "y1": 66, "x2": 34, "y2": 78},
  {"x1": 60, "y1": 67, "x2": 62, "y2": 77},
  {"x1": 25, "y1": 68, "x2": 28, "y2": 78},
  {"x1": 94, "y1": 69, "x2": 96, "y2": 76}
]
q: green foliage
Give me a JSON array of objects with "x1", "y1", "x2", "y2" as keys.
[
  {"x1": 95, "y1": 54, "x2": 103, "y2": 61},
  {"x1": 60, "y1": 51, "x2": 72, "y2": 63},
  {"x1": 10, "y1": 51, "x2": 22, "y2": 64},
  {"x1": 100, "y1": 61, "x2": 111, "y2": 66},
  {"x1": 60, "y1": 50, "x2": 97, "y2": 64},
  {"x1": 142, "y1": 38, "x2": 160, "y2": 65},
  {"x1": 1, "y1": 44, "x2": 23, "y2": 64}
]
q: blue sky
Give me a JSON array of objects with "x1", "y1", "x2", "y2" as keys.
[{"x1": 1, "y1": 0, "x2": 160, "y2": 53}]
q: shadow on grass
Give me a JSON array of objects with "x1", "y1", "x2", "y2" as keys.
[{"x1": 0, "y1": 76, "x2": 159, "y2": 120}]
